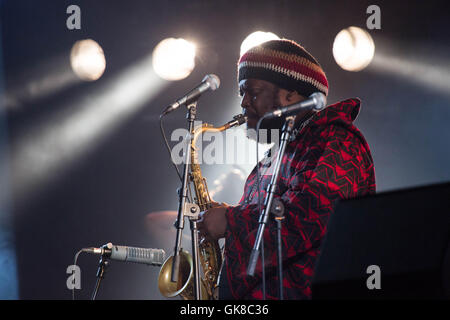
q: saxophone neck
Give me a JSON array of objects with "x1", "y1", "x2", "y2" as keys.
[{"x1": 191, "y1": 114, "x2": 247, "y2": 149}]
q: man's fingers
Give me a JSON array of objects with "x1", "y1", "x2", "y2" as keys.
[
  {"x1": 198, "y1": 211, "x2": 206, "y2": 223},
  {"x1": 210, "y1": 201, "x2": 221, "y2": 208},
  {"x1": 197, "y1": 211, "x2": 207, "y2": 237}
]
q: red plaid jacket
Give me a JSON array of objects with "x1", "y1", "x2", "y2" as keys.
[{"x1": 222, "y1": 98, "x2": 376, "y2": 299}]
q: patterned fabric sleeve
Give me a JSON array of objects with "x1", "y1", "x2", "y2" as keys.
[{"x1": 223, "y1": 124, "x2": 375, "y2": 299}]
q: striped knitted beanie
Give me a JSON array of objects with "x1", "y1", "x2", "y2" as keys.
[{"x1": 238, "y1": 39, "x2": 329, "y2": 97}]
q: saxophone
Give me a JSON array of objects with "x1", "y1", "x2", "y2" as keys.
[{"x1": 158, "y1": 114, "x2": 247, "y2": 300}]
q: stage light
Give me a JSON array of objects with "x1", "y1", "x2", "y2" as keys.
[
  {"x1": 332, "y1": 26, "x2": 375, "y2": 72},
  {"x1": 152, "y1": 38, "x2": 196, "y2": 81},
  {"x1": 70, "y1": 39, "x2": 106, "y2": 81},
  {"x1": 240, "y1": 31, "x2": 280, "y2": 57}
]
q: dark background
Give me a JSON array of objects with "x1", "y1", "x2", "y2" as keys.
[{"x1": 0, "y1": 0, "x2": 449, "y2": 299}]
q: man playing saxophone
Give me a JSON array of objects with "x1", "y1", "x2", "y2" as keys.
[{"x1": 198, "y1": 39, "x2": 376, "y2": 299}]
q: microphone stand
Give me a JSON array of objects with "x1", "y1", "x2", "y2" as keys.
[
  {"x1": 170, "y1": 100, "x2": 202, "y2": 300},
  {"x1": 91, "y1": 253, "x2": 109, "y2": 300},
  {"x1": 246, "y1": 115, "x2": 295, "y2": 300}
]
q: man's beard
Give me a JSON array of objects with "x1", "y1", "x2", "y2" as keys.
[
  {"x1": 246, "y1": 116, "x2": 286, "y2": 145},
  {"x1": 245, "y1": 91, "x2": 285, "y2": 144}
]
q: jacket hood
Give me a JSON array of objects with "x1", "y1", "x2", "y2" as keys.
[
  {"x1": 310, "y1": 98, "x2": 361, "y2": 128},
  {"x1": 306, "y1": 98, "x2": 372, "y2": 164}
]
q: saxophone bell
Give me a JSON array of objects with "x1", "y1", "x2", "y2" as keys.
[{"x1": 158, "y1": 249, "x2": 209, "y2": 299}]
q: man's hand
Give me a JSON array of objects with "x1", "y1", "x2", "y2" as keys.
[{"x1": 198, "y1": 203, "x2": 229, "y2": 241}]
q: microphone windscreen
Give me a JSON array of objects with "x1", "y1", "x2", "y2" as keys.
[
  {"x1": 204, "y1": 74, "x2": 220, "y2": 91},
  {"x1": 310, "y1": 92, "x2": 327, "y2": 111}
]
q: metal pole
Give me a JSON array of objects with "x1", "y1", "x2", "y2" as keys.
[
  {"x1": 91, "y1": 256, "x2": 109, "y2": 300},
  {"x1": 246, "y1": 116, "x2": 295, "y2": 297},
  {"x1": 171, "y1": 101, "x2": 197, "y2": 283},
  {"x1": 190, "y1": 219, "x2": 201, "y2": 300}
]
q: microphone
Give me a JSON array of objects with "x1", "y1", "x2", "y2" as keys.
[
  {"x1": 263, "y1": 92, "x2": 327, "y2": 119},
  {"x1": 83, "y1": 243, "x2": 166, "y2": 266},
  {"x1": 161, "y1": 74, "x2": 220, "y2": 116}
]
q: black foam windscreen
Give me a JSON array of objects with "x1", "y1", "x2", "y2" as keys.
[{"x1": 312, "y1": 182, "x2": 450, "y2": 299}]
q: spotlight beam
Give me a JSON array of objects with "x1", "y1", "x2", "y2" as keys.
[
  {"x1": 3, "y1": 55, "x2": 80, "y2": 110},
  {"x1": 12, "y1": 55, "x2": 169, "y2": 204},
  {"x1": 370, "y1": 52, "x2": 450, "y2": 94}
]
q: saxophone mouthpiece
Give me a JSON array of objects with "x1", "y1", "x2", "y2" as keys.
[
  {"x1": 225, "y1": 114, "x2": 247, "y2": 129},
  {"x1": 233, "y1": 114, "x2": 247, "y2": 125}
]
